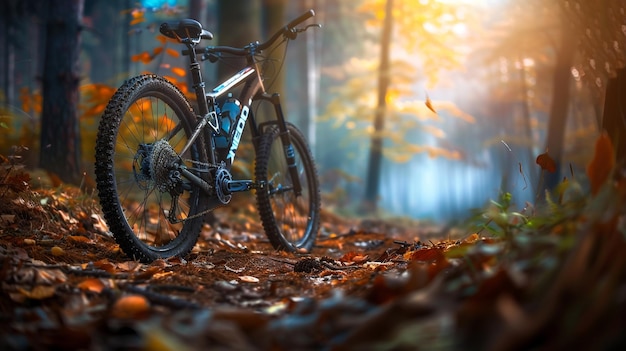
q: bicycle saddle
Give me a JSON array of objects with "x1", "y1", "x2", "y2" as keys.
[{"x1": 159, "y1": 19, "x2": 213, "y2": 43}]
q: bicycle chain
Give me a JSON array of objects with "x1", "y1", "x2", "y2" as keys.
[
  {"x1": 168, "y1": 158, "x2": 224, "y2": 224},
  {"x1": 168, "y1": 158, "x2": 263, "y2": 224}
]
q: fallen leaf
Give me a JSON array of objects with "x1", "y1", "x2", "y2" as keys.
[
  {"x1": 111, "y1": 294, "x2": 150, "y2": 319},
  {"x1": 1, "y1": 214, "x2": 15, "y2": 223},
  {"x1": 239, "y1": 275, "x2": 260, "y2": 283},
  {"x1": 50, "y1": 246, "x2": 64, "y2": 256},
  {"x1": 339, "y1": 252, "x2": 369, "y2": 264},
  {"x1": 18, "y1": 285, "x2": 56, "y2": 300},
  {"x1": 405, "y1": 247, "x2": 446, "y2": 263},
  {"x1": 93, "y1": 259, "x2": 117, "y2": 274},
  {"x1": 536, "y1": 151, "x2": 556, "y2": 173},
  {"x1": 68, "y1": 235, "x2": 92, "y2": 244},
  {"x1": 134, "y1": 266, "x2": 162, "y2": 280},
  {"x1": 58, "y1": 210, "x2": 78, "y2": 224},
  {"x1": 91, "y1": 213, "x2": 109, "y2": 233},
  {"x1": 77, "y1": 278, "x2": 105, "y2": 293},
  {"x1": 117, "y1": 261, "x2": 142, "y2": 272},
  {"x1": 363, "y1": 261, "x2": 394, "y2": 270},
  {"x1": 587, "y1": 131, "x2": 615, "y2": 195},
  {"x1": 464, "y1": 233, "x2": 480, "y2": 243}
]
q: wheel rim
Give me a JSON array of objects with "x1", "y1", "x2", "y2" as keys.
[
  {"x1": 265, "y1": 135, "x2": 314, "y2": 246},
  {"x1": 113, "y1": 94, "x2": 199, "y2": 249}
]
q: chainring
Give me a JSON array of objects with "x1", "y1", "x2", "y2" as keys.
[{"x1": 215, "y1": 164, "x2": 232, "y2": 204}]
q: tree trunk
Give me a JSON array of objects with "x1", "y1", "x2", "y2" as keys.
[
  {"x1": 305, "y1": 0, "x2": 320, "y2": 149},
  {"x1": 189, "y1": 0, "x2": 204, "y2": 21},
  {"x1": 39, "y1": 0, "x2": 84, "y2": 184},
  {"x1": 0, "y1": 1, "x2": 16, "y2": 108},
  {"x1": 86, "y1": 0, "x2": 125, "y2": 84},
  {"x1": 601, "y1": 67, "x2": 626, "y2": 168},
  {"x1": 541, "y1": 15, "x2": 576, "y2": 195},
  {"x1": 363, "y1": 0, "x2": 393, "y2": 213},
  {"x1": 519, "y1": 59, "x2": 538, "y2": 195},
  {"x1": 216, "y1": 0, "x2": 260, "y2": 81},
  {"x1": 0, "y1": 3, "x2": 7, "y2": 104}
]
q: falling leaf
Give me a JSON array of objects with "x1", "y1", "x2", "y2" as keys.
[
  {"x1": 587, "y1": 131, "x2": 615, "y2": 195},
  {"x1": 536, "y1": 151, "x2": 556, "y2": 173},
  {"x1": 425, "y1": 93, "x2": 437, "y2": 114}
]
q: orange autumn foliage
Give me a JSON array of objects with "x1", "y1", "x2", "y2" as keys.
[{"x1": 587, "y1": 131, "x2": 615, "y2": 196}]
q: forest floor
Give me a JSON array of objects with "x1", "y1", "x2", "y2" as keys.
[{"x1": 1, "y1": 145, "x2": 626, "y2": 350}]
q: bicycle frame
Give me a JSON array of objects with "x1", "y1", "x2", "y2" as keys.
[{"x1": 176, "y1": 39, "x2": 303, "y2": 198}]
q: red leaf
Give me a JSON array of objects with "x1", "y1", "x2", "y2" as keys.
[
  {"x1": 338, "y1": 252, "x2": 369, "y2": 264},
  {"x1": 536, "y1": 151, "x2": 556, "y2": 173},
  {"x1": 406, "y1": 247, "x2": 446, "y2": 263}
]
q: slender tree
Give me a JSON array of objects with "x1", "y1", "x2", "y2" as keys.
[
  {"x1": 39, "y1": 0, "x2": 84, "y2": 184},
  {"x1": 363, "y1": 0, "x2": 393, "y2": 212},
  {"x1": 542, "y1": 17, "x2": 576, "y2": 192},
  {"x1": 263, "y1": 0, "x2": 287, "y2": 97},
  {"x1": 216, "y1": 0, "x2": 261, "y2": 80}
]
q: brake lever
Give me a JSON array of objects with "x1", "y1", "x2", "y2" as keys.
[
  {"x1": 296, "y1": 23, "x2": 322, "y2": 33},
  {"x1": 202, "y1": 51, "x2": 220, "y2": 63}
]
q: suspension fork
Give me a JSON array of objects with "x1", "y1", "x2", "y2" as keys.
[{"x1": 260, "y1": 93, "x2": 303, "y2": 197}]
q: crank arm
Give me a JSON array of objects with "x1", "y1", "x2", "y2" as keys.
[{"x1": 225, "y1": 180, "x2": 266, "y2": 193}]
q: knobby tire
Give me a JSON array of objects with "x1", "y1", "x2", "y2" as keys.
[
  {"x1": 254, "y1": 123, "x2": 320, "y2": 252},
  {"x1": 95, "y1": 75, "x2": 208, "y2": 262}
]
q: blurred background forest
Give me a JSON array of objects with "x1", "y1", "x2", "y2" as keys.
[{"x1": 0, "y1": 0, "x2": 624, "y2": 223}]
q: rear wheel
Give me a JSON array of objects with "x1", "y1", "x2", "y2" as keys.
[
  {"x1": 254, "y1": 123, "x2": 320, "y2": 252},
  {"x1": 95, "y1": 75, "x2": 209, "y2": 262}
]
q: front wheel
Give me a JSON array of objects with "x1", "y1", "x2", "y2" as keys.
[{"x1": 255, "y1": 123, "x2": 320, "y2": 252}]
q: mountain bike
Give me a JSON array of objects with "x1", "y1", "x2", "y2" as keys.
[{"x1": 94, "y1": 10, "x2": 321, "y2": 262}]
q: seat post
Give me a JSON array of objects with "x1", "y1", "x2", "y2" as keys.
[{"x1": 186, "y1": 45, "x2": 209, "y2": 116}]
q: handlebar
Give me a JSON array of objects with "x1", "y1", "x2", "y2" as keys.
[{"x1": 203, "y1": 9, "x2": 316, "y2": 57}]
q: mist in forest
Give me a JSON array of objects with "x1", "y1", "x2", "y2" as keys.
[{"x1": 1, "y1": 0, "x2": 618, "y2": 222}]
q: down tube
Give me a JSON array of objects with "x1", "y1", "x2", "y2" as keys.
[{"x1": 225, "y1": 78, "x2": 263, "y2": 164}]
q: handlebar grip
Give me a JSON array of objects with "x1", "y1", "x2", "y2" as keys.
[{"x1": 286, "y1": 9, "x2": 315, "y2": 29}]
